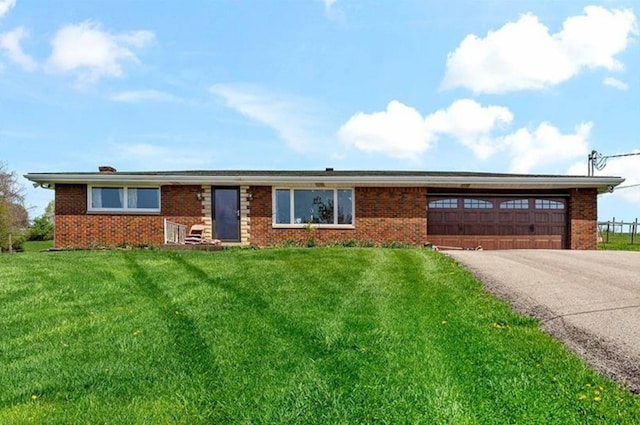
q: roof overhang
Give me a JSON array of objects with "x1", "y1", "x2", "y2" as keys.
[{"x1": 24, "y1": 171, "x2": 625, "y2": 194}]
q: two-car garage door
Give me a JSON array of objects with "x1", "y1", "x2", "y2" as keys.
[{"x1": 427, "y1": 195, "x2": 567, "y2": 249}]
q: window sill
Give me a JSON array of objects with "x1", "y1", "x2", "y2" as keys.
[
  {"x1": 272, "y1": 224, "x2": 355, "y2": 230},
  {"x1": 87, "y1": 209, "x2": 161, "y2": 215}
]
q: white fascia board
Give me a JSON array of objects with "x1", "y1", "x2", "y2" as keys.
[{"x1": 24, "y1": 173, "x2": 625, "y2": 191}]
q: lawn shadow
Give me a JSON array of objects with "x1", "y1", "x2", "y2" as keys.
[
  {"x1": 122, "y1": 253, "x2": 224, "y2": 403},
  {"x1": 165, "y1": 252, "x2": 328, "y2": 359}
]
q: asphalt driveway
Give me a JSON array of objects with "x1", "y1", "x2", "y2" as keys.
[{"x1": 445, "y1": 249, "x2": 640, "y2": 392}]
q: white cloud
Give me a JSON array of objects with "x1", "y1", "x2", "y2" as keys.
[
  {"x1": 443, "y1": 6, "x2": 638, "y2": 93},
  {"x1": 46, "y1": 21, "x2": 154, "y2": 84},
  {"x1": 210, "y1": 83, "x2": 325, "y2": 151},
  {"x1": 424, "y1": 99, "x2": 513, "y2": 159},
  {"x1": 338, "y1": 100, "x2": 432, "y2": 160},
  {"x1": 339, "y1": 98, "x2": 589, "y2": 171},
  {"x1": 603, "y1": 76, "x2": 629, "y2": 90},
  {"x1": 0, "y1": 26, "x2": 37, "y2": 71},
  {"x1": 0, "y1": 0, "x2": 15, "y2": 19},
  {"x1": 320, "y1": 0, "x2": 343, "y2": 20},
  {"x1": 501, "y1": 122, "x2": 591, "y2": 173},
  {"x1": 109, "y1": 90, "x2": 179, "y2": 103}
]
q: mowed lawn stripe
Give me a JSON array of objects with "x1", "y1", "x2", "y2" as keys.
[{"x1": 1, "y1": 248, "x2": 639, "y2": 424}]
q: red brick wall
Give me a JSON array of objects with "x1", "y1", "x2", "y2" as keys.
[
  {"x1": 568, "y1": 188, "x2": 598, "y2": 250},
  {"x1": 249, "y1": 186, "x2": 428, "y2": 247},
  {"x1": 54, "y1": 184, "x2": 203, "y2": 249}
]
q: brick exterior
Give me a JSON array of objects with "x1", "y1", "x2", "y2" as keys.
[
  {"x1": 248, "y1": 186, "x2": 428, "y2": 247},
  {"x1": 53, "y1": 183, "x2": 599, "y2": 250},
  {"x1": 54, "y1": 184, "x2": 204, "y2": 249},
  {"x1": 568, "y1": 187, "x2": 598, "y2": 250}
]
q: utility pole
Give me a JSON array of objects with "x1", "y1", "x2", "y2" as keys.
[{"x1": 588, "y1": 150, "x2": 640, "y2": 176}]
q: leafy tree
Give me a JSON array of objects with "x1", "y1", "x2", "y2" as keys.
[
  {"x1": 44, "y1": 199, "x2": 54, "y2": 219},
  {"x1": 28, "y1": 199, "x2": 55, "y2": 241},
  {"x1": 29, "y1": 215, "x2": 54, "y2": 241},
  {"x1": 0, "y1": 163, "x2": 27, "y2": 251}
]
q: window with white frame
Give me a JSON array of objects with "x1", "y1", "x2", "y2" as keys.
[
  {"x1": 274, "y1": 188, "x2": 354, "y2": 226},
  {"x1": 89, "y1": 187, "x2": 160, "y2": 212}
]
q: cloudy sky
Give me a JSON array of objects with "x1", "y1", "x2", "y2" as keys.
[{"x1": 1, "y1": 0, "x2": 639, "y2": 220}]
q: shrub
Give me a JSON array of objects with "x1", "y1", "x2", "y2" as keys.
[{"x1": 28, "y1": 216, "x2": 54, "y2": 241}]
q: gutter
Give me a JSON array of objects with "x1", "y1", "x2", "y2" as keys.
[{"x1": 24, "y1": 172, "x2": 625, "y2": 194}]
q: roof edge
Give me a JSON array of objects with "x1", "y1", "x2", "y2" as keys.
[{"x1": 24, "y1": 171, "x2": 625, "y2": 193}]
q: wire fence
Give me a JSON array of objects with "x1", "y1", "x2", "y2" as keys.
[{"x1": 598, "y1": 218, "x2": 639, "y2": 244}]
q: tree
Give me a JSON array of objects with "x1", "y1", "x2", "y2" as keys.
[
  {"x1": 29, "y1": 200, "x2": 54, "y2": 241},
  {"x1": 0, "y1": 163, "x2": 27, "y2": 251},
  {"x1": 44, "y1": 199, "x2": 54, "y2": 220}
]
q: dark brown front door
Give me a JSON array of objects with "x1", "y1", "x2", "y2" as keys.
[
  {"x1": 427, "y1": 196, "x2": 567, "y2": 249},
  {"x1": 213, "y1": 187, "x2": 240, "y2": 242}
]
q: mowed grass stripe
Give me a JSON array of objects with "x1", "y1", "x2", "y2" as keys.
[{"x1": 1, "y1": 248, "x2": 639, "y2": 424}]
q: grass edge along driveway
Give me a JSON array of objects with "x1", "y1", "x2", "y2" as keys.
[{"x1": 1, "y1": 248, "x2": 639, "y2": 424}]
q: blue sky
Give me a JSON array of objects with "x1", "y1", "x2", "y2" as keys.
[{"x1": 1, "y1": 0, "x2": 639, "y2": 220}]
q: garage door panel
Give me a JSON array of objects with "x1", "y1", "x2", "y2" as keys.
[{"x1": 427, "y1": 195, "x2": 567, "y2": 249}]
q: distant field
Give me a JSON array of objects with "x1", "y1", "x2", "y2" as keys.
[
  {"x1": 598, "y1": 233, "x2": 640, "y2": 251},
  {"x1": 1, "y1": 248, "x2": 639, "y2": 424}
]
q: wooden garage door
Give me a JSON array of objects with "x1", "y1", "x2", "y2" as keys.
[{"x1": 427, "y1": 196, "x2": 567, "y2": 249}]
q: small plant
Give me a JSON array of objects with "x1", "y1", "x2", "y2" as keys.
[
  {"x1": 281, "y1": 238, "x2": 299, "y2": 248},
  {"x1": 304, "y1": 219, "x2": 317, "y2": 248},
  {"x1": 382, "y1": 241, "x2": 410, "y2": 249},
  {"x1": 336, "y1": 239, "x2": 357, "y2": 248}
]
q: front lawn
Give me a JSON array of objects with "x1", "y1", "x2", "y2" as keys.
[
  {"x1": 598, "y1": 233, "x2": 640, "y2": 251},
  {"x1": 1, "y1": 248, "x2": 638, "y2": 423}
]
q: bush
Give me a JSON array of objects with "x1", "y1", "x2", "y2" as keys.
[
  {"x1": 28, "y1": 216, "x2": 54, "y2": 241},
  {"x1": 0, "y1": 232, "x2": 25, "y2": 252}
]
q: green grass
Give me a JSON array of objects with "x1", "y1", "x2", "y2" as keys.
[
  {"x1": 598, "y1": 233, "x2": 640, "y2": 251},
  {"x1": 1, "y1": 248, "x2": 639, "y2": 424},
  {"x1": 21, "y1": 240, "x2": 54, "y2": 253}
]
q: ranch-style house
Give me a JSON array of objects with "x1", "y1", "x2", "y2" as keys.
[{"x1": 25, "y1": 167, "x2": 624, "y2": 250}]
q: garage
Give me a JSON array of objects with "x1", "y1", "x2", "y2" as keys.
[{"x1": 427, "y1": 195, "x2": 567, "y2": 249}]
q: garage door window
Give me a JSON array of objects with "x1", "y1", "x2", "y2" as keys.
[
  {"x1": 536, "y1": 199, "x2": 565, "y2": 209},
  {"x1": 429, "y1": 199, "x2": 458, "y2": 208},
  {"x1": 464, "y1": 199, "x2": 493, "y2": 209},
  {"x1": 500, "y1": 199, "x2": 529, "y2": 209}
]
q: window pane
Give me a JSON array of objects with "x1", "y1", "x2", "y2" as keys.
[
  {"x1": 429, "y1": 199, "x2": 458, "y2": 209},
  {"x1": 128, "y1": 188, "x2": 159, "y2": 209},
  {"x1": 337, "y1": 189, "x2": 353, "y2": 224},
  {"x1": 535, "y1": 199, "x2": 565, "y2": 209},
  {"x1": 92, "y1": 187, "x2": 123, "y2": 208},
  {"x1": 294, "y1": 190, "x2": 333, "y2": 224},
  {"x1": 275, "y1": 189, "x2": 291, "y2": 224},
  {"x1": 464, "y1": 198, "x2": 493, "y2": 209},
  {"x1": 500, "y1": 199, "x2": 529, "y2": 209}
]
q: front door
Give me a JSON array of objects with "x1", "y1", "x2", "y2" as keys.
[{"x1": 213, "y1": 187, "x2": 240, "y2": 242}]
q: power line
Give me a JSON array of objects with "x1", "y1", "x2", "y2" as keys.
[
  {"x1": 615, "y1": 183, "x2": 640, "y2": 190},
  {"x1": 588, "y1": 150, "x2": 640, "y2": 176}
]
